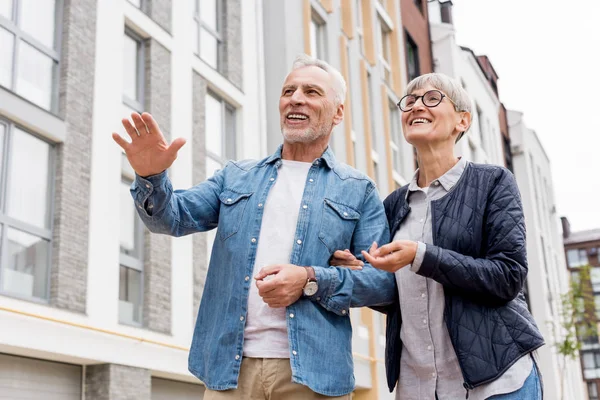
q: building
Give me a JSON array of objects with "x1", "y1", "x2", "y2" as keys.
[
  {"x1": 0, "y1": 0, "x2": 266, "y2": 398},
  {"x1": 508, "y1": 111, "x2": 586, "y2": 400},
  {"x1": 427, "y1": 0, "x2": 505, "y2": 166},
  {"x1": 562, "y1": 217, "x2": 600, "y2": 400}
]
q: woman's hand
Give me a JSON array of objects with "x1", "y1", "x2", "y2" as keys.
[
  {"x1": 362, "y1": 240, "x2": 418, "y2": 273},
  {"x1": 329, "y1": 249, "x2": 364, "y2": 270}
]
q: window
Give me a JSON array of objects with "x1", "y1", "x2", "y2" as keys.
[
  {"x1": 367, "y1": 72, "x2": 376, "y2": 151},
  {"x1": 413, "y1": 0, "x2": 423, "y2": 13},
  {"x1": 355, "y1": 0, "x2": 365, "y2": 56},
  {"x1": 568, "y1": 248, "x2": 589, "y2": 268},
  {"x1": 310, "y1": 12, "x2": 327, "y2": 60},
  {"x1": 119, "y1": 155, "x2": 144, "y2": 326},
  {"x1": 205, "y1": 93, "x2": 236, "y2": 262},
  {"x1": 405, "y1": 31, "x2": 420, "y2": 82},
  {"x1": 0, "y1": 0, "x2": 60, "y2": 111},
  {"x1": 0, "y1": 120, "x2": 54, "y2": 300},
  {"x1": 389, "y1": 99, "x2": 402, "y2": 174},
  {"x1": 589, "y1": 382, "x2": 599, "y2": 400},
  {"x1": 583, "y1": 351, "x2": 600, "y2": 380},
  {"x1": 193, "y1": 0, "x2": 222, "y2": 70},
  {"x1": 378, "y1": 18, "x2": 392, "y2": 85},
  {"x1": 122, "y1": 30, "x2": 145, "y2": 114}
]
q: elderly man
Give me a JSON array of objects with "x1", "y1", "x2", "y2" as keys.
[{"x1": 112, "y1": 54, "x2": 395, "y2": 399}]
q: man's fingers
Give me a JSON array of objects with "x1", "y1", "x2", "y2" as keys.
[
  {"x1": 122, "y1": 118, "x2": 139, "y2": 140},
  {"x1": 255, "y1": 265, "x2": 282, "y2": 280},
  {"x1": 131, "y1": 113, "x2": 149, "y2": 135},
  {"x1": 256, "y1": 279, "x2": 278, "y2": 296},
  {"x1": 169, "y1": 137, "x2": 187, "y2": 156},
  {"x1": 112, "y1": 133, "x2": 130, "y2": 151},
  {"x1": 141, "y1": 112, "x2": 161, "y2": 135},
  {"x1": 375, "y1": 242, "x2": 401, "y2": 257}
]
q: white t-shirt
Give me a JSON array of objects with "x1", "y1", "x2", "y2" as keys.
[{"x1": 242, "y1": 160, "x2": 311, "y2": 358}]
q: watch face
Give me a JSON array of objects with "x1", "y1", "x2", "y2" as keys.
[{"x1": 303, "y1": 281, "x2": 318, "y2": 297}]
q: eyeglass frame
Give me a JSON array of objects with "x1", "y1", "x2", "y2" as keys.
[{"x1": 396, "y1": 89, "x2": 459, "y2": 112}]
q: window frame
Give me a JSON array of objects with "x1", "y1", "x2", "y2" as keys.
[
  {"x1": 0, "y1": 117, "x2": 55, "y2": 302},
  {"x1": 405, "y1": 30, "x2": 420, "y2": 82},
  {"x1": 310, "y1": 8, "x2": 327, "y2": 60},
  {"x1": 118, "y1": 156, "x2": 145, "y2": 327},
  {"x1": 193, "y1": 0, "x2": 223, "y2": 71},
  {"x1": 0, "y1": 0, "x2": 63, "y2": 113},
  {"x1": 122, "y1": 27, "x2": 145, "y2": 114}
]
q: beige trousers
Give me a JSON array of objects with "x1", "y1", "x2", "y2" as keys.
[{"x1": 204, "y1": 358, "x2": 352, "y2": 400}]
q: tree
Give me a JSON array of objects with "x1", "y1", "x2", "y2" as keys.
[{"x1": 552, "y1": 264, "x2": 596, "y2": 400}]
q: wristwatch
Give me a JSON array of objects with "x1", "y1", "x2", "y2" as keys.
[{"x1": 302, "y1": 266, "x2": 318, "y2": 297}]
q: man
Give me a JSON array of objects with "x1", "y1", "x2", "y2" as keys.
[{"x1": 112, "y1": 55, "x2": 395, "y2": 399}]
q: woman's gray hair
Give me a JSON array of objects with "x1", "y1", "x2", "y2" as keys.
[
  {"x1": 405, "y1": 73, "x2": 472, "y2": 140},
  {"x1": 291, "y1": 54, "x2": 347, "y2": 106}
]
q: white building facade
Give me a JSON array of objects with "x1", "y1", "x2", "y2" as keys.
[
  {"x1": 428, "y1": 0, "x2": 504, "y2": 166},
  {"x1": 0, "y1": 0, "x2": 266, "y2": 398},
  {"x1": 508, "y1": 110, "x2": 586, "y2": 400}
]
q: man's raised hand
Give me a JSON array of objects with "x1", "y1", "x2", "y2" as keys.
[{"x1": 112, "y1": 112, "x2": 186, "y2": 177}]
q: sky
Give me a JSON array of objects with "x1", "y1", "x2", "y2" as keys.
[{"x1": 450, "y1": 0, "x2": 600, "y2": 232}]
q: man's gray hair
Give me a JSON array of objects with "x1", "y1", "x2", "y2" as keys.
[
  {"x1": 405, "y1": 73, "x2": 472, "y2": 139},
  {"x1": 291, "y1": 54, "x2": 347, "y2": 105}
]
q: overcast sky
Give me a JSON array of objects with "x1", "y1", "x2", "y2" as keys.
[{"x1": 450, "y1": 0, "x2": 600, "y2": 233}]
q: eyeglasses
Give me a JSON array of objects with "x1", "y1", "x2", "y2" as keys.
[{"x1": 397, "y1": 90, "x2": 458, "y2": 112}]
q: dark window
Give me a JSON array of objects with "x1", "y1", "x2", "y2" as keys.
[
  {"x1": 413, "y1": 0, "x2": 423, "y2": 13},
  {"x1": 589, "y1": 382, "x2": 599, "y2": 400},
  {"x1": 405, "y1": 32, "x2": 420, "y2": 81}
]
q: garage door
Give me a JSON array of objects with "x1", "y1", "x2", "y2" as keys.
[
  {"x1": 0, "y1": 353, "x2": 81, "y2": 400},
  {"x1": 152, "y1": 378, "x2": 205, "y2": 400}
]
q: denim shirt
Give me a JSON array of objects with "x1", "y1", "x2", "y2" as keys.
[{"x1": 130, "y1": 146, "x2": 396, "y2": 396}]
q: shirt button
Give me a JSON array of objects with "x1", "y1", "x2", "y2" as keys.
[
  {"x1": 292, "y1": 350, "x2": 297, "y2": 356},
  {"x1": 145, "y1": 184, "x2": 150, "y2": 188},
  {"x1": 309, "y1": 179, "x2": 314, "y2": 183},
  {"x1": 343, "y1": 212, "x2": 348, "y2": 217},
  {"x1": 138, "y1": 205, "x2": 143, "y2": 209},
  {"x1": 427, "y1": 345, "x2": 432, "y2": 350},
  {"x1": 419, "y1": 218, "x2": 424, "y2": 223},
  {"x1": 316, "y1": 297, "x2": 321, "y2": 301},
  {"x1": 341, "y1": 309, "x2": 347, "y2": 315},
  {"x1": 303, "y1": 205, "x2": 308, "y2": 209},
  {"x1": 251, "y1": 238, "x2": 257, "y2": 243},
  {"x1": 227, "y1": 198, "x2": 232, "y2": 203},
  {"x1": 423, "y1": 319, "x2": 427, "y2": 324},
  {"x1": 421, "y1": 293, "x2": 425, "y2": 298},
  {"x1": 270, "y1": 178, "x2": 275, "y2": 181},
  {"x1": 431, "y1": 372, "x2": 436, "y2": 377},
  {"x1": 434, "y1": 181, "x2": 440, "y2": 186},
  {"x1": 297, "y1": 239, "x2": 302, "y2": 245},
  {"x1": 240, "y1": 316, "x2": 244, "y2": 321},
  {"x1": 289, "y1": 313, "x2": 294, "y2": 318},
  {"x1": 235, "y1": 355, "x2": 240, "y2": 360},
  {"x1": 245, "y1": 276, "x2": 250, "y2": 281},
  {"x1": 258, "y1": 203, "x2": 263, "y2": 208}
]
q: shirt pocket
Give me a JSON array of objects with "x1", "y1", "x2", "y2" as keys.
[
  {"x1": 318, "y1": 198, "x2": 361, "y2": 254},
  {"x1": 218, "y1": 189, "x2": 253, "y2": 241}
]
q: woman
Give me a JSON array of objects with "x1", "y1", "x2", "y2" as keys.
[{"x1": 333, "y1": 73, "x2": 543, "y2": 399}]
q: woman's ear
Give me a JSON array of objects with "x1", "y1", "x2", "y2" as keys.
[{"x1": 456, "y1": 111, "x2": 471, "y2": 134}]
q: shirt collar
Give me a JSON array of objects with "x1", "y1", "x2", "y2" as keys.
[
  {"x1": 406, "y1": 157, "x2": 468, "y2": 198},
  {"x1": 265, "y1": 144, "x2": 336, "y2": 169}
]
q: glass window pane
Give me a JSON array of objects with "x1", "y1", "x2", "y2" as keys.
[
  {"x1": 123, "y1": 34, "x2": 139, "y2": 101},
  {"x1": 7, "y1": 128, "x2": 50, "y2": 229},
  {"x1": 2, "y1": 228, "x2": 49, "y2": 299},
  {"x1": 0, "y1": 27, "x2": 14, "y2": 88},
  {"x1": 0, "y1": 0, "x2": 12, "y2": 19},
  {"x1": 567, "y1": 249, "x2": 580, "y2": 268},
  {"x1": 119, "y1": 266, "x2": 142, "y2": 324},
  {"x1": 119, "y1": 180, "x2": 138, "y2": 257},
  {"x1": 16, "y1": 41, "x2": 54, "y2": 109},
  {"x1": 200, "y1": 0, "x2": 217, "y2": 31},
  {"x1": 225, "y1": 105, "x2": 236, "y2": 160},
  {"x1": 310, "y1": 20, "x2": 317, "y2": 58},
  {"x1": 18, "y1": 0, "x2": 56, "y2": 49},
  {"x1": 200, "y1": 28, "x2": 218, "y2": 69},
  {"x1": 205, "y1": 94, "x2": 222, "y2": 157}
]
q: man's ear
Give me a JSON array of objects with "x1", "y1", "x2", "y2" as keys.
[{"x1": 332, "y1": 103, "x2": 344, "y2": 126}]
